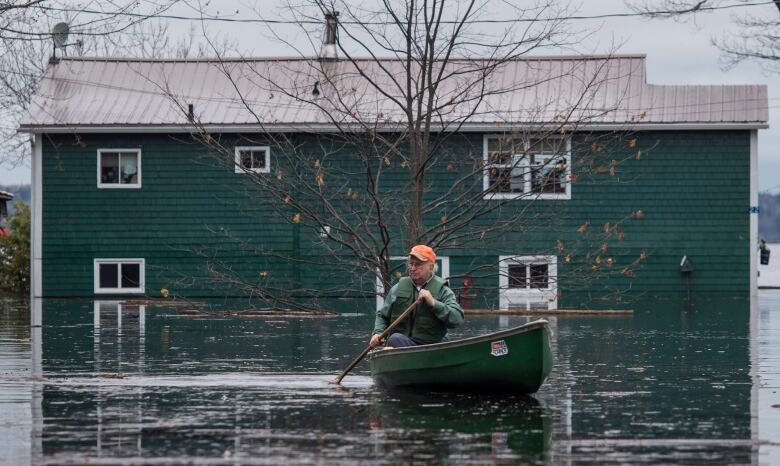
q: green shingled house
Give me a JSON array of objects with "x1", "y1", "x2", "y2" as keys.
[{"x1": 19, "y1": 53, "x2": 768, "y2": 311}]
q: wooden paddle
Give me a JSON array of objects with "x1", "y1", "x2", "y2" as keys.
[{"x1": 333, "y1": 297, "x2": 422, "y2": 385}]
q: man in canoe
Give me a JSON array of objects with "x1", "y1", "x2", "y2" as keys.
[{"x1": 370, "y1": 244, "x2": 464, "y2": 348}]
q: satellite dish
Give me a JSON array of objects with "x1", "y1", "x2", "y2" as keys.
[{"x1": 52, "y1": 22, "x2": 70, "y2": 48}]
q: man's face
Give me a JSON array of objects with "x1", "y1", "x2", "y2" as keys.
[{"x1": 408, "y1": 257, "x2": 434, "y2": 285}]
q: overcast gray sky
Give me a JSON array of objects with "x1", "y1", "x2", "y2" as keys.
[{"x1": 2, "y1": 0, "x2": 777, "y2": 192}]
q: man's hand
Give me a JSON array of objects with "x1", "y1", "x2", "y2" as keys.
[
  {"x1": 418, "y1": 289, "x2": 436, "y2": 307},
  {"x1": 370, "y1": 334, "x2": 384, "y2": 347}
]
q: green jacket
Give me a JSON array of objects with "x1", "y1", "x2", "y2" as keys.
[{"x1": 373, "y1": 276, "x2": 464, "y2": 344}]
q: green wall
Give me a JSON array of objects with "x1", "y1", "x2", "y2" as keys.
[{"x1": 40, "y1": 131, "x2": 750, "y2": 309}]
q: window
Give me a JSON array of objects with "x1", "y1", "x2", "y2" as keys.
[
  {"x1": 98, "y1": 149, "x2": 141, "y2": 188},
  {"x1": 508, "y1": 264, "x2": 527, "y2": 288},
  {"x1": 484, "y1": 136, "x2": 570, "y2": 200},
  {"x1": 235, "y1": 146, "x2": 270, "y2": 173},
  {"x1": 499, "y1": 255, "x2": 557, "y2": 310},
  {"x1": 506, "y1": 261, "x2": 549, "y2": 290},
  {"x1": 94, "y1": 259, "x2": 145, "y2": 294}
]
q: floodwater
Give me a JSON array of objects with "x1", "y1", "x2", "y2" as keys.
[{"x1": 1, "y1": 293, "x2": 779, "y2": 465}]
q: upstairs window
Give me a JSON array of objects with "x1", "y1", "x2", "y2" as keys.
[
  {"x1": 98, "y1": 149, "x2": 141, "y2": 188},
  {"x1": 94, "y1": 259, "x2": 145, "y2": 294},
  {"x1": 235, "y1": 146, "x2": 270, "y2": 174},
  {"x1": 484, "y1": 136, "x2": 570, "y2": 200}
]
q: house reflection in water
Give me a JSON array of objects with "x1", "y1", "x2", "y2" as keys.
[{"x1": 22, "y1": 296, "x2": 760, "y2": 464}]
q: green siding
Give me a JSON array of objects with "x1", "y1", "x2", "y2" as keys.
[{"x1": 40, "y1": 131, "x2": 750, "y2": 308}]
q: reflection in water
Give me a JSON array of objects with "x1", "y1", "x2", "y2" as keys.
[
  {"x1": 0, "y1": 294, "x2": 769, "y2": 464},
  {"x1": 39, "y1": 382, "x2": 550, "y2": 465},
  {"x1": 46, "y1": 373, "x2": 372, "y2": 389},
  {"x1": 370, "y1": 390, "x2": 551, "y2": 462},
  {"x1": 0, "y1": 300, "x2": 32, "y2": 466}
]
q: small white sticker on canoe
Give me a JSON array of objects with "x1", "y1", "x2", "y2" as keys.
[{"x1": 490, "y1": 340, "x2": 508, "y2": 357}]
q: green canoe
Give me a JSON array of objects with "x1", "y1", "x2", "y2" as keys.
[{"x1": 367, "y1": 319, "x2": 553, "y2": 393}]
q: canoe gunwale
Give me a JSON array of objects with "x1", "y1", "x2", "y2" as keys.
[{"x1": 368, "y1": 319, "x2": 550, "y2": 361}]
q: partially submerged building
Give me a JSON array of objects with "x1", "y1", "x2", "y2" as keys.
[{"x1": 19, "y1": 50, "x2": 768, "y2": 310}]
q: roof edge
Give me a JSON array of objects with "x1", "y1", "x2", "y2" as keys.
[
  {"x1": 50, "y1": 53, "x2": 648, "y2": 64},
  {"x1": 18, "y1": 121, "x2": 769, "y2": 134}
]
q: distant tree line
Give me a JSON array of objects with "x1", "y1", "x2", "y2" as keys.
[
  {"x1": 0, "y1": 202, "x2": 29, "y2": 296},
  {"x1": 760, "y1": 192, "x2": 780, "y2": 243},
  {"x1": 0, "y1": 184, "x2": 30, "y2": 295}
]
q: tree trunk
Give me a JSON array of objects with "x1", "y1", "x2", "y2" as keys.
[{"x1": 407, "y1": 133, "x2": 424, "y2": 246}]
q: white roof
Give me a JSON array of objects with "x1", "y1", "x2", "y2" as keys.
[{"x1": 19, "y1": 55, "x2": 768, "y2": 132}]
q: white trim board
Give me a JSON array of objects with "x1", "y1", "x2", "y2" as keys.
[
  {"x1": 750, "y1": 129, "x2": 759, "y2": 301},
  {"x1": 31, "y1": 134, "x2": 43, "y2": 307}
]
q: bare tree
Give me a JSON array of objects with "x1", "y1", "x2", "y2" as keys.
[
  {"x1": 156, "y1": 0, "x2": 650, "y2": 309},
  {"x1": 627, "y1": 0, "x2": 780, "y2": 72}
]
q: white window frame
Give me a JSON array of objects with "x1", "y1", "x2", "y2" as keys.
[
  {"x1": 97, "y1": 149, "x2": 142, "y2": 189},
  {"x1": 234, "y1": 146, "x2": 271, "y2": 174},
  {"x1": 483, "y1": 135, "x2": 571, "y2": 200},
  {"x1": 375, "y1": 255, "x2": 450, "y2": 310},
  {"x1": 94, "y1": 259, "x2": 146, "y2": 294},
  {"x1": 499, "y1": 255, "x2": 558, "y2": 310}
]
